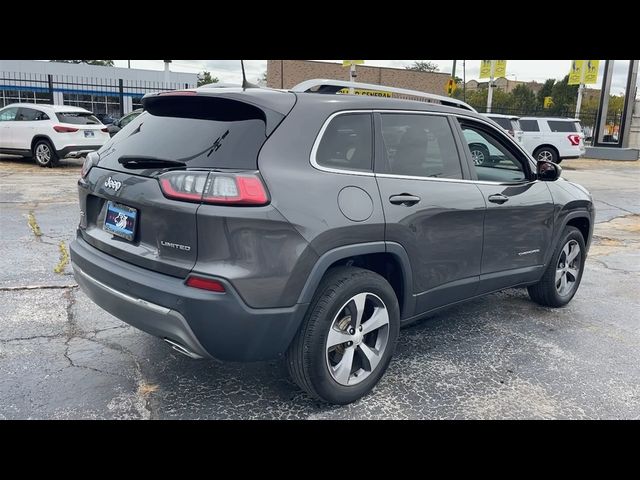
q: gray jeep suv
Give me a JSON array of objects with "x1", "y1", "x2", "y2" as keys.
[{"x1": 70, "y1": 80, "x2": 594, "y2": 404}]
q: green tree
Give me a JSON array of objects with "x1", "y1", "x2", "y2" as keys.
[
  {"x1": 537, "y1": 78, "x2": 555, "y2": 107},
  {"x1": 197, "y1": 71, "x2": 219, "y2": 87},
  {"x1": 405, "y1": 61, "x2": 439, "y2": 72},
  {"x1": 549, "y1": 75, "x2": 579, "y2": 115},
  {"x1": 51, "y1": 60, "x2": 114, "y2": 66},
  {"x1": 511, "y1": 84, "x2": 537, "y2": 114}
]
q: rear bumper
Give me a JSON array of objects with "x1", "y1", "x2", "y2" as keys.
[
  {"x1": 70, "y1": 235, "x2": 308, "y2": 361},
  {"x1": 57, "y1": 145, "x2": 104, "y2": 158}
]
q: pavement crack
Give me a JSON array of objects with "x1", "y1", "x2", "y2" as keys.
[
  {"x1": 27, "y1": 211, "x2": 42, "y2": 240},
  {"x1": 0, "y1": 333, "x2": 65, "y2": 343},
  {"x1": 596, "y1": 200, "x2": 636, "y2": 215},
  {"x1": 590, "y1": 257, "x2": 633, "y2": 274},
  {"x1": 0, "y1": 284, "x2": 78, "y2": 291}
]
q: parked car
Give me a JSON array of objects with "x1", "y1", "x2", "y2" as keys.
[
  {"x1": 519, "y1": 117, "x2": 586, "y2": 164},
  {"x1": 95, "y1": 113, "x2": 117, "y2": 125},
  {"x1": 0, "y1": 103, "x2": 110, "y2": 167},
  {"x1": 483, "y1": 113, "x2": 524, "y2": 144},
  {"x1": 70, "y1": 80, "x2": 594, "y2": 404},
  {"x1": 107, "y1": 109, "x2": 143, "y2": 137}
]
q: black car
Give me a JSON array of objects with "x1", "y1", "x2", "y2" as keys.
[
  {"x1": 95, "y1": 113, "x2": 117, "y2": 125},
  {"x1": 106, "y1": 109, "x2": 143, "y2": 137},
  {"x1": 70, "y1": 80, "x2": 594, "y2": 404}
]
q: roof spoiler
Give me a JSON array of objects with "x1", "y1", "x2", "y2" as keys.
[{"x1": 291, "y1": 78, "x2": 477, "y2": 112}]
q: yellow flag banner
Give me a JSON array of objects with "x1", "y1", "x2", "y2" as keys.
[
  {"x1": 584, "y1": 60, "x2": 600, "y2": 84},
  {"x1": 544, "y1": 96, "x2": 554, "y2": 109},
  {"x1": 343, "y1": 60, "x2": 365, "y2": 67},
  {"x1": 479, "y1": 60, "x2": 492, "y2": 79},
  {"x1": 568, "y1": 60, "x2": 584, "y2": 85},
  {"x1": 494, "y1": 60, "x2": 507, "y2": 78}
]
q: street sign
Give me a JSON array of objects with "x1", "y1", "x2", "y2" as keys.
[
  {"x1": 568, "y1": 60, "x2": 585, "y2": 85},
  {"x1": 479, "y1": 60, "x2": 492, "y2": 79},
  {"x1": 494, "y1": 60, "x2": 507, "y2": 78},
  {"x1": 584, "y1": 60, "x2": 600, "y2": 84},
  {"x1": 446, "y1": 78, "x2": 457, "y2": 96},
  {"x1": 337, "y1": 88, "x2": 392, "y2": 98},
  {"x1": 544, "y1": 96, "x2": 554, "y2": 108},
  {"x1": 342, "y1": 60, "x2": 365, "y2": 67}
]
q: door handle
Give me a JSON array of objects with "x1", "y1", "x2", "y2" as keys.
[
  {"x1": 389, "y1": 194, "x2": 421, "y2": 206},
  {"x1": 488, "y1": 194, "x2": 509, "y2": 204}
]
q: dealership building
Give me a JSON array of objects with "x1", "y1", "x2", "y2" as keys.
[{"x1": 0, "y1": 60, "x2": 197, "y2": 117}]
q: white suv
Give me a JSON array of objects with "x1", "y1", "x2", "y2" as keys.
[
  {"x1": 0, "y1": 103, "x2": 110, "y2": 167},
  {"x1": 519, "y1": 117, "x2": 586, "y2": 164},
  {"x1": 483, "y1": 113, "x2": 524, "y2": 145}
]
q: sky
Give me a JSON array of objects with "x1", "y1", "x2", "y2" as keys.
[{"x1": 112, "y1": 60, "x2": 635, "y2": 96}]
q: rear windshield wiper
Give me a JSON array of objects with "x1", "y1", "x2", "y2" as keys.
[{"x1": 118, "y1": 156, "x2": 187, "y2": 169}]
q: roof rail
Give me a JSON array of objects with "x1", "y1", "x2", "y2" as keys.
[{"x1": 291, "y1": 79, "x2": 477, "y2": 112}]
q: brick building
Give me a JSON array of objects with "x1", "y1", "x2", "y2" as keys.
[{"x1": 267, "y1": 60, "x2": 452, "y2": 95}]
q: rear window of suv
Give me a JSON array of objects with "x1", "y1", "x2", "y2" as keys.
[
  {"x1": 547, "y1": 120, "x2": 580, "y2": 133},
  {"x1": 56, "y1": 112, "x2": 101, "y2": 125},
  {"x1": 520, "y1": 119, "x2": 539, "y2": 132},
  {"x1": 489, "y1": 117, "x2": 512, "y2": 130},
  {"x1": 97, "y1": 96, "x2": 274, "y2": 171}
]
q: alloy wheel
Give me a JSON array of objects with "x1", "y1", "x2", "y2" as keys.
[
  {"x1": 325, "y1": 292, "x2": 390, "y2": 386},
  {"x1": 35, "y1": 144, "x2": 51, "y2": 164},
  {"x1": 556, "y1": 239, "x2": 581, "y2": 296}
]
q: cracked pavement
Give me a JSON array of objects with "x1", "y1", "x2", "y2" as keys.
[{"x1": 0, "y1": 156, "x2": 638, "y2": 419}]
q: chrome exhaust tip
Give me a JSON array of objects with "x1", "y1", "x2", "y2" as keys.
[{"x1": 163, "y1": 338, "x2": 203, "y2": 359}]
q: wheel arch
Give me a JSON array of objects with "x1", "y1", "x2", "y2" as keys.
[
  {"x1": 533, "y1": 144, "x2": 559, "y2": 159},
  {"x1": 297, "y1": 242, "x2": 415, "y2": 319},
  {"x1": 546, "y1": 210, "x2": 593, "y2": 267},
  {"x1": 31, "y1": 134, "x2": 56, "y2": 152}
]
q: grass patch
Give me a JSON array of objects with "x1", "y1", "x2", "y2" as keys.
[
  {"x1": 27, "y1": 211, "x2": 42, "y2": 237},
  {"x1": 53, "y1": 241, "x2": 70, "y2": 274}
]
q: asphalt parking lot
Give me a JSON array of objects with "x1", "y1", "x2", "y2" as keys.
[{"x1": 0, "y1": 155, "x2": 638, "y2": 419}]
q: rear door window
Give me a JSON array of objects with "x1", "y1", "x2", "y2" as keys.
[
  {"x1": 547, "y1": 120, "x2": 579, "y2": 132},
  {"x1": 56, "y1": 112, "x2": 101, "y2": 125},
  {"x1": 315, "y1": 113, "x2": 373, "y2": 171},
  {"x1": 17, "y1": 108, "x2": 49, "y2": 121},
  {"x1": 520, "y1": 119, "x2": 540, "y2": 132}
]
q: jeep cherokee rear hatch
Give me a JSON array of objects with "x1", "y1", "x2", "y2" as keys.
[{"x1": 77, "y1": 90, "x2": 295, "y2": 278}]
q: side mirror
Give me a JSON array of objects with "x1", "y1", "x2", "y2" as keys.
[{"x1": 537, "y1": 160, "x2": 561, "y2": 181}]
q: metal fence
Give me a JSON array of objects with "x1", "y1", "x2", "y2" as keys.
[{"x1": 0, "y1": 71, "x2": 194, "y2": 117}]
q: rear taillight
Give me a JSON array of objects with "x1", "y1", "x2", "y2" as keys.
[
  {"x1": 101, "y1": 127, "x2": 108, "y2": 132},
  {"x1": 158, "y1": 171, "x2": 269, "y2": 206},
  {"x1": 81, "y1": 152, "x2": 100, "y2": 178},
  {"x1": 53, "y1": 125, "x2": 79, "y2": 133},
  {"x1": 185, "y1": 276, "x2": 226, "y2": 292},
  {"x1": 568, "y1": 134, "x2": 581, "y2": 146}
]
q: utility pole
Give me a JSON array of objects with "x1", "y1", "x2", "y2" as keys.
[
  {"x1": 127, "y1": 60, "x2": 131, "y2": 69},
  {"x1": 349, "y1": 63, "x2": 356, "y2": 94},
  {"x1": 486, "y1": 60, "x2": 496, "y2": 113},
  {"x1": 449, "y1": 60, "x2": 457, "y2": 97},
  {"x1": 575, "y1": 60, "x2": 587, "y2": 118},
  {"x1": 463, "y1": 60, "x2": 467, "y2": 101}
]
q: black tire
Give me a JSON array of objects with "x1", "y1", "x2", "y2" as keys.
[
  {"x1": 533, "y1": 146, "x2": 559, "y2": 164},
  {"x1": 286, "y1": 266, "x2": 400, "y2": 404},
  {"x1": 469, "y1": 143, "x2": 491, "y2": 166},
  {"x1": 528, "y1": 226, "x2": 586, "y2": 307},
  {"x1": 32, "y1": 139, "x2": 59, "y2": 168}
]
